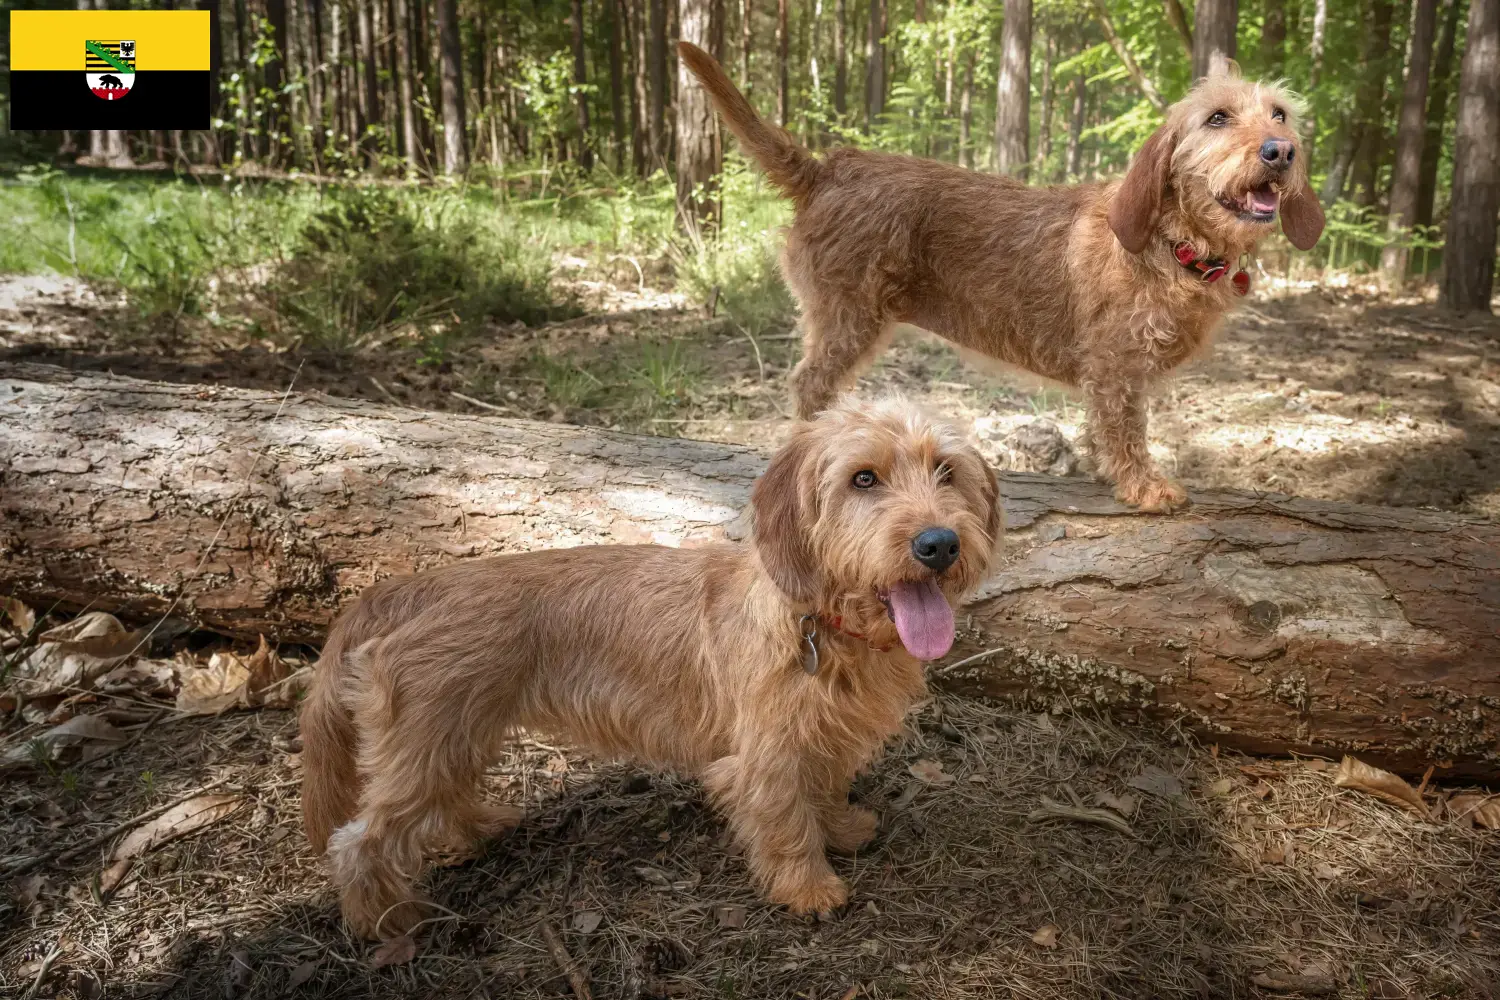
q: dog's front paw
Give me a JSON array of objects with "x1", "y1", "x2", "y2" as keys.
[
  {"x1": 1116, "y1": 476, "x2": 1188, "y2": 513},
  {"x1": 823, "y1": 805, "x2": 878, "y2": 854},
  {"x1": 770, "y1": 869, "x2": 849, "y2": 919}
]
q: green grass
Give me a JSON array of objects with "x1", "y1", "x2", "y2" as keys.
[{"x1": 0, "y1": 153, "x2": 797, "y2": 353}]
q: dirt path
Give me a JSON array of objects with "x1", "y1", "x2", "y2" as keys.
[{"x1": 4, "y1": 272, "x2": 1498, "y2": 518}]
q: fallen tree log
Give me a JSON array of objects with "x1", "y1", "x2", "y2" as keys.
[{"x1": 3, "y1": 362, "x2": 1497, "y2": 778}]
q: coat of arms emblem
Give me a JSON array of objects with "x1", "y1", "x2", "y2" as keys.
[{"x1": 86, "y1": 39, "x2": 135, "y2": 100}]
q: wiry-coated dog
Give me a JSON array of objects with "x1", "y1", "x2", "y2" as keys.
[
  {"x1": 679, "y1": 44, "x2": 1325, "y2": 512},
  {"x1": 301, "y1": 398, "x2": 1001, "y2": 939}
]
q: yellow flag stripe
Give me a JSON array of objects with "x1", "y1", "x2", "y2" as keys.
[{"x1": 9, "y1": 11, "x2": 209, "y2": 71}]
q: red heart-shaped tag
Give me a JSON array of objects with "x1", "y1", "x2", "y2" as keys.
[{"x1": 1232, "y1": 270, "x2": 1250, "y2": 296}]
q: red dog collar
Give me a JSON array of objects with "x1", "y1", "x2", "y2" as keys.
[
  {"x1": 1172, "y1": 241, "x2": 1250, "y2": 296},
  {"x1": 822, "y1": 615, "x2": 896, "y2": 653}
]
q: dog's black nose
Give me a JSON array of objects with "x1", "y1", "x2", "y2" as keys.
[
  {"x1": 911, "y1": 527, "x2": 960, "y2": 572},
  {"x1": 1259, "y1": 139, "x2": 1293, "y2": 169}
]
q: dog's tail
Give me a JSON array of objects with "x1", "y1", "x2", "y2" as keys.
[
  {"x1": 300, "y1": 606, "x2": 379, "y2": 855},
  {"x1": 677, "y1": 41, "x2": 821, "y2": 202}
]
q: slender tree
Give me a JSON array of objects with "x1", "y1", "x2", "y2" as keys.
[
  {"x1": 625, "y1": 0, "x2": 647, "y2": 174},
  {"x1": 1382, "y1": 0, "x2": 1440, "y2": 281},
  {"x1": 572, "y1": 0, "x2": 595, "y2": 169},
  {"x1": 1415, "y1": 0, "x2": 1463, "y2": 229},
  {"x1": 1191, "y1": 0, "x2": 1238, "y2": 80},
  {"x1": 1065, "y1": 71, "x2": 1086, "y2": 180},
  {"x1": 1347, "y1": 0, "x2": 1396, "y2": 208},
  {"x1": 958, "y1": 50, "x2": 975, "y2": 168},
  {"x1": 436, "y1": 0, "x2": 467, "y2": 174},
  {"x1": 1322, "y1": 0, "x2": 1394, "y2": 205},
  {"x1": 864, "y1": 0, "x2": 885, "y2": 128},
  {"x1": 678, "y1": 0, "x2": 721, "y2": 233},
  {"x1": 833, "y1": 0, "x2": 847, "y2": 116},
  {"x1": 1163, "y1": 0, "x2": 1193, "y2": 52},
  {"x1": 1440, "y1": 0, "x2": 1499, "y2": 311},
  {"x1": 358, "y1": 0, "x2": 381, "y2": 165},
  {"x1": 1260, "y1": 0, "x2": 1287, "y2": 77},
  {"x1": 742, "y1": 0, "x2": 754, "y2": 94},
  {"x1": 394, "y1": 0, "x2": 420, "y2": 172},
  {"x1": 994, "y1": 0, "x2": 1032, "y2": 177},
  {"x1": 778, "y1": 0, "x2": 791, "y2": 126},
  {"x1": 266, "y1": 0, "x2": 290, "y2": 164},
  {"x1": 608, "y1": 0, "x2": 628, "y2": 170},
  {"x1": 1034, "y1": 28, "x2": 1054, "y2": 176},
  {"x1": 649, "y1": 0, "x2": 668, "y2": 165}
]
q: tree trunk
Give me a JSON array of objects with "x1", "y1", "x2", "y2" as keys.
[
  {"x1": 1381, "y1": 0, "x2": 1440, "y2": 283},
  {"x1": 1326, "y1": 0, "x2": 1395, "y2": 206},
  {"x1": 741, "y1": 0, "x2": 754, "y2": 95},
  {"x1": 649, "y1": 0, "x2": 668, "y2": 167},
  {"x1": 1163, "y1": 0, "x2": 1193, "y2": 54},
  {"x1": 609, "y1": 0, "x2": 628, "y2": 171},
  {"x1": 1303, "y1": 0, "x2": 1327, "y2": 153},
  {"x1": 436, "y1": 0, "x2": 467, "y2": 175},
  {"x1": 571, "y1": 0, "x2": 595, "y2": 170},
  {"x1": 958, "y1": 50, "x2": 974, "y2": 169},
  {"x1": 777, "y1": 0, "x2": 790, "y2": 126},
  {"x1": 358, "y1": 0, "x2": 381, "y2": 168},
  {"x1": 1091, "y1": 0, "x2": 1166, "y2": 112},
  {"x1": 993, "y1": 0, "x2": 1031, "y2": 178},
  {"x1": 629, "y1": 0, "x2": 649, "y2": 174},
  {"x1": 1260, "y1": 0, "x2": 1286, "y2": 77},
  {"x1": 1065, "y1": 71, "x2": 1086, "y2": 180},
  {"x1": 1191, "y1": 0, "x2": 1238, "y2": 81},
  {"x1": 266, "y1": 0, "x2": 290, "y2": 166},
  {"x1": 678, "y1": 0, "x2": 721, "y2": 233},
  {"x1": 833, "y1": 0, "x2": 847, "y2": 116},
  {"x1": 1032, "y1": 29, "x2": 1053, "y2": 177},
  {"x1": 1415, "y1": 0, "x2": 1463, "y2": 231},
  {"x1": 864, "y1": 0, "x2": 884, "y2": 129},
  {"x1": 394, "y1": 0, "x2": 421, "y2": 173},
  {"x1": 1440, "y1": 0, "x2": 1500, "y2": 312},
  {"x1": 3, "y1": 363, "x2": 1498, "y2": 779}
]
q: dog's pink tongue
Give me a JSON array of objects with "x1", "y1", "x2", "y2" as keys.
[
  {"x1": 888, "y1": 580, "x2": 955, "y2": 661},
  {"x1": 1249, "y1": 186, "x2": 1279, "y2": 213}
]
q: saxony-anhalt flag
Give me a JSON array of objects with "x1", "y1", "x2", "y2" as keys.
[{"x1": 8, "y1": 11, "x2": 211, "y2": 128}]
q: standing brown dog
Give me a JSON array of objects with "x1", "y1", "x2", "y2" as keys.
[
  {"x1": 301, "y1": 398, "x2": 1001, "y2": 939},
  {"x1": 678, "y1": 44, "x2": 1325, "y2": 512}
]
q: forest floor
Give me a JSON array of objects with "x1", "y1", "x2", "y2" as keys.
[{"x1": 3, "y1": 248, "x2": 1500, "y2": 999}]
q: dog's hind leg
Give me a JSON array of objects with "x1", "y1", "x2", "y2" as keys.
[{"x1": 328, "y1": 642, "x2": 514, "y2": 939}]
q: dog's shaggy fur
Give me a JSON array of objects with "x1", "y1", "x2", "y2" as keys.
[
  {"x1": 301, "y1": 398, "x2": 1002, "y2": 939},
  {"x1": 679, "y1": 44, "x2": 1325, "y2": 512}
]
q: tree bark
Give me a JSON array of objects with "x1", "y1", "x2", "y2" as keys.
[
  {"x1": 864, "y1": 0, "x2": 884, "y2": 129},
  {"x1": 357, "y1": 0, "x2": 381, "y2": 167},
  {"x1": 609, "y1": 0, "x2": 628, "y2": 171},
  {"x1": 958, "y1": 50, "x2": 974, "y2": 169},
  {"x1": 571, "y1": 0, "x2": 595, "y2": 170},
  {"x1": 1191, "y1": 0, "x2": 1238, "y2": 81},
  {"x1": 1381, "y1": 0, "x2": 1439, "y2": 283},
  {"x1": 3, "y1": 364, "x2": 1498, "y2": 779},
  {"x1": 1415, "y1": 0, "x2": 1463, "y2": 231},
  {"x1": 1065, "y1": 70, "x2": 1086, "y2": 180},
  {"x1": 993, "y1": 0, "x2": 1031, "y2": 178},
  {"x1": 1440, "y1": 0, "x2": 1500, "y2": 313},
  {"x1": 777, "y1": 0, "x2": 791, "y2": 127},
  {"x1": 1259, "y1": 0, "x2": 1286, "y2": 78},
  {"x1": 832, "y1": 0, "x2": 847, "y2": 117},
  {"x1": 435, "y1": 0, "x2": 467, "y2": 174},
  {"x1": 678, "y1": 0, "x2": 721, "y2": 233},
  {"x1": 1091, "y1": 0, "x2": 1166, "y2": 113},
  {"x1": 1164, "y1": 0, "x2": 1194, "y2": 53},
  {"x1": 1033, "y1": 29, "x2": 1053, "y2": 177},
  {"x1": 1325, "y1": 0, "x2": 1395, "y2": 207},
  {"x1": 266, "y1": 0, "x2": 290, "y2": 166},
  {"x1": 741, "y1": 0, "x2": 754, "y2": 95},
  {"x1": 394, "y1": 0, "x2": 421, "y2": 173},
  {"x1": 629, "y1": 0, "x2": 649, "y2": 174},
  {"x1": 649, "y1": 0, "x2": 669, "y2": 167}
]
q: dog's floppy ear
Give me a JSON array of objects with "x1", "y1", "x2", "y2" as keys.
[
  {"x1": 751, "y1": 428, "x2": 820, "y2": 604},
  {"x1": 1108, "y1": 125, "x2": 1176, "y2": 255},
  {"x1": 981, "y1": 457, "x2": 1005, "y2": 552},
  {"x1": 1280, "y1": 177, "x2": 1326, "y2": 251}
]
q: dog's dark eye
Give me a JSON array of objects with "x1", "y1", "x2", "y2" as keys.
[
  {"x1": 852, "y1": 470, "x2": 878, "y2": 489},
  {"x1": 1207, "y1": 110, "x2": 1229, "y2": 127},
  {"x1": 1271, "y1": 107, "x2": 1286, "y2": 123}
]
